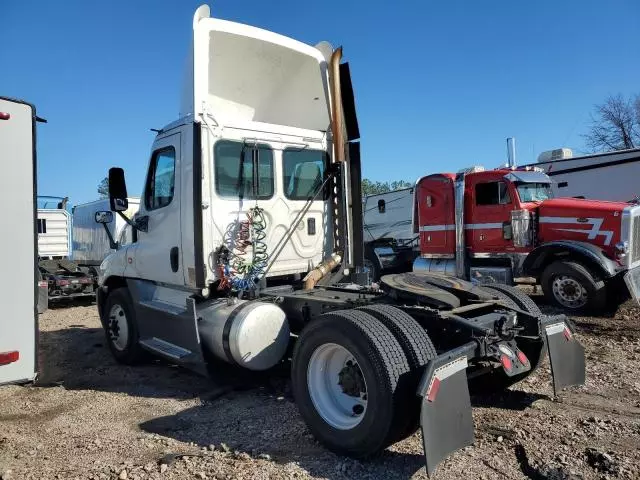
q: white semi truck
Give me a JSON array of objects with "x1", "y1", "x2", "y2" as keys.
[
  {"x1": 94, "y1": 5, "x2": 586, "y2": 475},
  {"x1": 0, "y1": 96, "x2": 46, "y2": 385},
  {"x1": 37, "y1": 196, "x2": 96, "y2": 303}
]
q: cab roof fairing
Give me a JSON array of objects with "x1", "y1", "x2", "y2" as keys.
[{"x1": 181, "y1": 5, "x2": 333, "y2": 137}]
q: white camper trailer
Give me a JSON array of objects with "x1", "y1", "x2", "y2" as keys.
[
  {"x1": 0, "y1": 96, "x2": 43, "y2": 385},
  {"x1": 72, "y1": 198, "x2": 140, "y2": 267},
  {"x1": 362, "y1": 187, "x2": 418, "y2": 279},
  {"x1": 527, "y1": 148, "x2": 640, "y2": 202}
]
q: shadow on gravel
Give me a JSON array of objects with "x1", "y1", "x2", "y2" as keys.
[
  {"x1": 140, "y1": 394, "x2": 424, "y2": 480},
  {"x1": 471, "y1": 389, "x2": 547, "y2": 411},
  {"x1": 36, "y1": 327, "x2": 215, "y2": 400}
]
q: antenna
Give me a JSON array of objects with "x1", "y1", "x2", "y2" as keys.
[{"x1": 506, "y1": 137, "x2": 516, "y2": 167}]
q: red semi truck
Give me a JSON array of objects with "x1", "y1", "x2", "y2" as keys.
[{"x1": 413, "y1": 166, "x2": 640, "y2": 312}]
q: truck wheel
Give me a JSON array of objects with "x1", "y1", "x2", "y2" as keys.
[
  {"x1": 291, "y1": 309, "x2": 411, "y2": 458},
  {"x1": 364, "y1": 253, "x2": 381, "y2": 282},
  {"x1": 103, "y1": 288, "x2": 145, "y2": 365},
  {"x1": 357, "y1": 304, "x2": 436, "y2": 437},
  {"x1": 541, "y1": 261, "x2": 606, "y2": 312},
  {"x1": 480, "y1": 284, "x2": 541, "y2": 316}
]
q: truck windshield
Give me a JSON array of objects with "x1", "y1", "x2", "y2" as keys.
[{"x1": 516, "y1": 182, "x2": 554, "y2": 202}]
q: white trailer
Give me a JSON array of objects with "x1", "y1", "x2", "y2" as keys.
[
  {"x1": 72, "y1": 198, "x2": 140, "y2": 267},
  {"x1": 37, "y1": 208, "x2": 72, "y2": 258},
  {"x1": 362, "y1": 187, "x2": 418, "y2": 278},
  {"x1": 527, "y1": 148, "x2": 640, "y2": 202},
  {"x1": 0, "y1": 96, "x2": 42, "y2": 385}
]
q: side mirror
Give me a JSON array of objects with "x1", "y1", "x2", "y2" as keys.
[
  {"x1": 95, "y1": 211, "x2": 113, "y2": 224},
  {"x1": 108, "y1": 167, "x2": 129, "y2": 212}
]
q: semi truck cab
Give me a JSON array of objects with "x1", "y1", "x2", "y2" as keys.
[{"x1": 415, "y1": 166, "x2": 640, "y2": 311}]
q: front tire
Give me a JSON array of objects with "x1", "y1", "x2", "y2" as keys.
[
  {"x1": 541, "y1": 260, "x2": 606, "y2": 312},
  {"x1": 291, "y1": 310, "x2": 411, "y2": 458},
  {"x1": 103, "y1": 288, "x2": 145, "y2": 364}
]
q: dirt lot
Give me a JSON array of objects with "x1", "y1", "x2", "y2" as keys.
[{"x1": 1, "y1": 299, "x2": 640, "y2": 480}]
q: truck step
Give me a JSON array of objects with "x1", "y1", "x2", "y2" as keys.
[
  {"x1": 139, "y1": 337, "x2": 192, "y2": 360},
  {"x1": 138, "y1": 299, "x2": 187, "y2": 316}
]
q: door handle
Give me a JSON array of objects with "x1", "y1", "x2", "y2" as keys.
[{"x1": 170, "y1": 247, "x2": 179, "y2": 272}]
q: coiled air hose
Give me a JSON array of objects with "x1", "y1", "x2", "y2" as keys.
[{"x1": 220, "y1": 206, "x2": 269, "y2": 292}]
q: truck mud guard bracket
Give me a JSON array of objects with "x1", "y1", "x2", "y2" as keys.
[{"x1": 417, "y1": 341, "x2": 476, "y2": 476}]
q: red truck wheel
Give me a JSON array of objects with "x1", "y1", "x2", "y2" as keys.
[{"x1": 541, "y1": 261, "x2": 606, "y2": 312}]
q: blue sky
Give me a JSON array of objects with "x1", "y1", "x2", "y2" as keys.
[{"x1": 2, "y1": 0, "x2": 639, "y2": 205}]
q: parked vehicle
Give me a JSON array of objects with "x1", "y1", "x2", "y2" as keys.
[
  {"x1": 72, "y1": 197, "x2": 140, "y2": 271},
  {"x1": 362, "y1": 187, "x2": 418, "y2": 279},
  {"x1": 414, "y1": 165, "x2": 640, "y2": 312},
  {"x1": 37, "y1": 197, "x2": 95, "y2": 303},
  {"x1": 93, "y1": 5, "x2": 585, "y2": 475},
  {"x1": 526, "y1": 147, "x2": 640, "y2": 202},
  {"x1": 0, "y1": 96, "x2": 45, "y2": 385}
]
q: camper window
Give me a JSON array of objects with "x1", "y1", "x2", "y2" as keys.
[
  {"x1": 215, "y1": 141, "x2": 274, "y2": 200},
  {"x1": 282, "y1": 148, "x2": 327, "y2": 200},
  {"x1": 145, "y1": 147, "x2": 176, "y2": 210}
]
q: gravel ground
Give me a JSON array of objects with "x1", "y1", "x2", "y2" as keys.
[{"x1": 1, "y1": 298, "x2": 639, "y2": 480}]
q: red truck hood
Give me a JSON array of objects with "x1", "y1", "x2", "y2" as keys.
[{"x1": 537, "y1": 197, "x2": 627, "y2": 251}]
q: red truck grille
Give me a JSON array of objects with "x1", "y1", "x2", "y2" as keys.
[{"x1": 631, "y1": 215, "x2": 640, "y2": 265}]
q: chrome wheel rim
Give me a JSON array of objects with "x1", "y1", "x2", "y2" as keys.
[
  {"x1": 307, "y1": 343, "x2": 368, "y2": 430},
  {"x1": 552, "y1": 275, "x2": 588, "y2": 309},
  {"x1": 108, "y1": 304, "x2": 129, "y2": 351}
]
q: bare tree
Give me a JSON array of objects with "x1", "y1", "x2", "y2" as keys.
[{"x1": 583, "y1": 94, "x2": 640, "y2": 152}]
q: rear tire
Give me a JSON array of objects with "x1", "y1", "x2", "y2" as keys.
[
  {"x1": 291, "y1": 309, "x2": 411, "y2": 458},
  {"x1": 103, "y1": 288, "x2": 146, "y2": 365},
  {"x1": 541, "y1": 260, "x2": 606, "y2": 312},
  {"x1": 480, "y1": 284, "x2": 541, "y2": 316},
  {"x1": 357, "y1": 304, "x2": 436, "y2": 437}
]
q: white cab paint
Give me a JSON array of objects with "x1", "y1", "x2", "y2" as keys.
[{"x1": 101, "y1": 5, "x2": 335, "y2": 289}]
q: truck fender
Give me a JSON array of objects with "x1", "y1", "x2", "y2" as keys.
[{"x1": 522, "y1": 241, "x2": 618, "y2": 279}]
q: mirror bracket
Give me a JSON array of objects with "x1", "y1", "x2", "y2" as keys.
[{"x1": 117, "y1": 211, "x2": 148, "y2": 233}]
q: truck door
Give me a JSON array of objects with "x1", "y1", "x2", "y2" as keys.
[
  {"x1": 467, "y1": 179, "x2": 514, "y2": 252},
  {"x1": 0, "y1": 98, "x2": 38, "y2": 384},
  {"x1": 416, "y1": 175, "x2": 455, "y2": 256},
  {"x1": 126, "y1": 132, "x2": 184, "y2": 286}
]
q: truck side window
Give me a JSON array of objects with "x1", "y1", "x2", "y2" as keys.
[
  {"x1": 215, "y1": 141, "x2": 274, "y2": 199},
  {"x1": 282, "y1": 148, "x2": 327, "y2": 200},
  {"x1": 475, "y1": 181, "x2": 511, "y2": 206},
  {"x1": 145, "y1": 147, "x2": 176, "y2": 210}
]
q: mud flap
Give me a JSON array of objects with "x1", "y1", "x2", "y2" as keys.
[
  {"x1": 417, "y1": 342, "x2": 476, "y2": 476},
  {"x1": 542, "y1": 316, "x2": 585, "y2": 396}
]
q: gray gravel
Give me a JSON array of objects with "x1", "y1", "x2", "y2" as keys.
[{"x1": 1, "y1": 299, "x2": 639, "y2": 479}]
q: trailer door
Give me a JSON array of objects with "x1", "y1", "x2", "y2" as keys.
[{"x1": 0, "y1": 98, "x2": 38, "y2": 385}]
